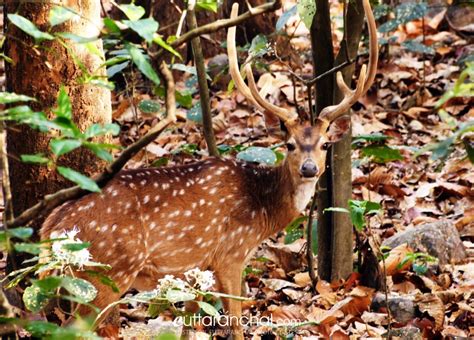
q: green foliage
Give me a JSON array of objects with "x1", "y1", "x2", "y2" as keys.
[
  {"x1": 21, "y1": 153, "x2": 50, "y2": 164},
  {"x1": 123, "y1": 18, "x2": 159, "y2": 43},
  {"x1": 248, "y1": 35, "x2": 270, "y2": 59},
  {"x1": 398, "y1": 251, "x2": 437, "y2": 275},
  {"x1": 436, "y1": 62, "x2": 474, "y2": 109},
  {"x1": 138, "y1": 99, "x2": 161, "y2": 114},
  {"x1": 57, "y1": 166, "x2": 101, "y2": 192},
  {"x1": 402, "y1": 40, "x2": 435, "y2": 55},
  {"x1": 378, "y1": 2, "x2": 427, "y2": 33},
  {"x1": 284, "y1": 216, "x2": 307, "y2": 244},
  {"x1": 0, "y1": 91, "x2": 35, "y2": 104},
  {"x1": 125, "y1": 43, "x2": 161, "y2": 86},
  {"x1": 187, "y1": 102, "x2": 203, "y2": 123},
  {"x1": 49, "y1": 6, "x2": 78, "y2": 26},
  {"x1": 196, "y1": 0, "x2": 218, "y2": 12},
  {"x1": 348, "y1": 200, "x2": 381, "y2": 231},
  {"x1": 7, "y1": 14, "x2": 54, "y2": 42},
  {"x1": 117, "y1": 3, "x2": 145, "y2": 21},
  {"x1": 297, "y1": 0, "x2": 316, "y2": 30},
  {"x1": 361, "y1": 145, "x2": 403, "y2": 163},
  {"x1": 237, "y1": 146, "x2": 278, "y2": 165},
  {"x1": 276, "y1": 5, "x2": 297, "y2": 31}
]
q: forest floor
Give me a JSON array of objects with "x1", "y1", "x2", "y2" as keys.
[{"x1": 112, "y1": 1, "x2": 473, "y2": 339}]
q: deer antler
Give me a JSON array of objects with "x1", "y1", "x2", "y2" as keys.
[
  {"x1": 227, "y1": 3, "x2": 299, "y2": 127},
  {"x1": 319, "y1": 0, "x2": 378, "y2": 123}
]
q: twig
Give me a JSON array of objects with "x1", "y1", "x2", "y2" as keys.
[
  {"x1": 306, "y1": 192, "x2": 318, "y2": 290},
  {"x1": 6, "y1": 62, "x2": 177, "y2": 229},
  {"x1": 151, "y1": 1, "x2": 281, "y2": 60},
  {"x1": 186, "y1": 3, "x2": 219, "y2": 157}
]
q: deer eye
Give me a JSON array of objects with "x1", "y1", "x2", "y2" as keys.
[
  {"x1": 321, "y1": 142, "x2": 331, "y2": 150},
  {"x1": 286, "y1": 142, "x2": 296, "y2": 152}
]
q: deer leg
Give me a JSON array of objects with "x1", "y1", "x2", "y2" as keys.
[{"x1": 215, "y1": 267, "x2": 245, "y2": 340}]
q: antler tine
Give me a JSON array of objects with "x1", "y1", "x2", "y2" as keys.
[
  {"x1": 227, "y1": 4, "x2": 263, "y2": 111},
  {"x1": 319, "y1": 0, "x2": 378, "y2": 123},
  {"x1": 227, "y1": 3, "x2": 298, "y2": 126}
]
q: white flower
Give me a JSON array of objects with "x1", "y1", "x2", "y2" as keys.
[
  {"x1": 184, "y1": 268, "x2": 215, "y2": 291},
  {"x1": 51, "y1": 227, "x2": 91, "y2": 269},
  {"x1": 156, "y1": 275, "x2": 187, "y2": 296}
]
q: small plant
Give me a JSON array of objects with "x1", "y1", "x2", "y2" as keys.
[{"x1": 398, "y1": 251, "x2": 437, "y2": 275}]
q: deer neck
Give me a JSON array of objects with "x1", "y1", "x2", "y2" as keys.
[{"x1": 241, "y1": 160, "x2": 317, "y2": 235}]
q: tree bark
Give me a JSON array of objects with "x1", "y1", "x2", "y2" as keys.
[
  {"x1": 329, "y1": 0, "x2": 366, "y2": 281},
  {"x1": 310, "y1": 0, "x2": 335, "y2": 282},
  {"x1": 4, "y1": 0, "x2": 112, "y2": 224}
]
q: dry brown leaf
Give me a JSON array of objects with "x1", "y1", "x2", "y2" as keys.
[
  {"x1": 381, "y1": 243, "x2": 413, "y2": 276},
  {"x1": 316, "y1": 280, "x2": 338, "y2": 305},
  {"x1": 293, "y1": 272, "x2": 312, "y2": 287},
  {"x1": 415, "y1": 293, "x2": 445, "y2": 330}
]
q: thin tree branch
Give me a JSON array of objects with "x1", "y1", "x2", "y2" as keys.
[
  {"x1": 6, "y1": 62, "x2": 176, "y2": 229},
  {"x1": 306, "y1": 191, "x2": 318, "y2": 290},
  {"x1": 186, "y1": 4, "x2": 219, "y2": 157},
  {"x1": 152, "y1": 1, "x2": 281, "y2": 59}
]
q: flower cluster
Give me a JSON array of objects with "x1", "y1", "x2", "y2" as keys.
[
  {"x1": 50, "y1": 227, "x2": 91, "y2": 269},
  {"x1": 184, "y1": 268, "x2": 215, "y2": 291},
  {"x1": 154, "y1": 268, "x2": 216, "y2": 301}
]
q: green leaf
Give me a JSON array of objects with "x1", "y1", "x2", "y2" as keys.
[
  {"x1": 176, "y1": 90, "x2": 193, "y2": 108},
  {"x1": 21, "y1": 154, "x2": 50, "y2": 164},
  {"x1": 23, "y1": 286, "x2": 50, "y2": 312},
  {"x1": 311, "y1": 220, "x2": 318, "y2": 254},
  {"x1": 49, "y1": 6, "x2": 77, "y2": 26},
  {"x1": 0, "y1": 92, "x2": 35, "y2": 104},
  {"x1": 138, "y1": 99, "x2": 161, "y2": 114},
  {"x1": 166, "y1": 289, "x2": 196, "y2": 303},
  {"x1": 361, "y1": 145, "x2": 403, "y2": 163},
  {"x1": 373, "y1": 4, "x2": 391, "y2": 20},
  {"x1": 187, "y1": 102, "x2": 202, "y2": 123},
  {"x1": 53, "y1": 87, "x2": 72, "y2": 119},
  {"x1": 62, "y1": 242, "x2": 91, "y2": 252},
  {"x1": 196, "y1": 0, "x2": 218, "y2": 12},
  {"x1": 103, "y1": 18, "x2": 122, "y2": 34},
  {"x1": 14, "y1": 243, "x2": 42, "y2": 255},
  {"x1": 107, "y1": 61, "x2": 129, "y2": 78},
  {"x1": 126, "y1": 43, "x2": 161, "y2": 86},
  {"x1": 7, "y1": 227, "x2": 33, "y2": 240},
  {"x1": 348, "y1": 200, "x2": 382, "y2": 231},
  {"x1": 84, "y1": 123, "x2": 120, "y2": 138},
  {"x1": 284, "y1": 216, "x2": 307, "y2": 244},
  {"x1": 61, "y1": 277, "x2": 97, "y2": 303},
  {"x1": 276, "y1": 5, "x2": 297, "y2": 31},
  {"x1": 85, "y1": 270, "x2": 119, "y2": 293},
  {"x1": 56, "y1": 32, "x2": 98, "y2": 43},
  {"x1": 464, "y1": 138, "x2": 474, "y2": 164},
  {"x1": 117, "y1": 3, "x2": 145, "y2": 21},
  {"x1": 123, "y1": 18, "x2": 158, "y2": 43},
  {"x1": 57, "y1": 166, "x2": 101, "y2": 192},
  {"x1": 237, "y1": 146, "x2": 277, "y2": 165},
  {"x1": 24, "y1": 321, "x2": 60, "y2": 336},
  {"x1": 402, "y1": 40, "x2": 435, "y2": 55},
  {"x1": 8, "y1": 14, "x2": 54, "y2": 42},
  {"x1": 50, "y1": 139, "x2": 82, "y2": 157},
  {"x1": 34, "y1": 277, "x2": 62, "y2": 292},
  {"x1": 297, "y1": 0, "x2": 316, "y2": 30},
  {"x1": 197, "y1": 301, "x2": 220, "y2": 317},
  {"x1": 83, "y1": 143, "x2": 114, "y2": 162},
  {"x1": 153, "y1": 35, "x2": 182, "y2": 59},
  {"x1": 324, "y1": 207, "x2": 350, "y2": 214},
  {"x1": 249, "y1": 35, "x2": 270, "y2": 59}
]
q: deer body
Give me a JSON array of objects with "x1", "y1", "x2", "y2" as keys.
[{"x1": 40, "y1": 156, "x2": 318, "y2": 321}]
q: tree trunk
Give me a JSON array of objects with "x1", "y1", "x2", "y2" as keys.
[
  {"x1": 4, "y1": 0, "x2": 112, "y2": 224},
  {"x1": 310, "y1": 0, "x2": 335, "y2": 282},
  {"x1": 311, "y1": 0, "x2": 366, "y2": 281},
  {"x1": 330, "y1": 0, "x2": 366, "y2": 281}
]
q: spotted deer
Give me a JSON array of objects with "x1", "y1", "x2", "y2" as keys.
[{"x1": 40, "y1": 0, "x2": 377, "y2": 337}]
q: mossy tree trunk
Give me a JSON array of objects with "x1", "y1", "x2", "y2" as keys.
[{"x1": 4, "y1": 0, "x2": 112, "y2": 225}]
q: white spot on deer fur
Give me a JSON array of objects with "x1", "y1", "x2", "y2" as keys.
[
  {"x1": 140, "y1": 180, "x2": 147, "y2": 186},
  {"x1": 98, "y1": 241, "x2": 106, "y2": 248},
  {"x1": 153, "y1": 207, "x2": 160, "y2": 213},
  {"x1": 112, "y1": 190, "x2": 118, "y2": 197},
  {"x1": 219, "y1": 198, "x2": 226, "y2": 204},
  {"x1": 163, "y1": 202, "x2": 169, "y2": 207},
  {"x1": 175, "y1": 177, "x2": 180, "y2": 182},
  {"x1": 214, "y1": 209, "x2": 221, "y2": 215},
  {"x1": 199, "y1": 212, "x2": 204, "y2": 218},
  {"x1": 179, "y1": 189, "x2": 185, "y2": 195},
  {"x1": 121, "y1": 228, "x2": 129, "y2": 234},
  {"x1": 166, "y1": 235, "x2": 174, "y2": 241},
  {"x1": 211, "y1": 218, "x2": 217, "y2": 224},
  {"x1": 165, "y1": 221, "x2": 175, "y2": 228},
  {"x1": 169, "y1": 210, "x2": 180, "y2": 218},
  {"x1": 237, "y1": 226, "x2": 244, "y2": 234},
  {"x1": 125, "y1": 202, "x2": 131, "y2": 209},
  {"x1": 198, "y1": 179, "x2": 205, "y2": 184},
  {"x1": 239, "y1": 239, "x2": 244, "y2": 245},
  {"x1": 195, "y1": 237, "x2": 203, "y2": 245},
  {"x1": 143, "y1": 214, "x2": 150, "y2": 221},
  {"x1": 202, "y1": 186, "x2": 208, "y2": 191},
  {"x1": 106, "y1": 207, "x2": 112, "y2": 214},
  {"x1": 172, "y1": 190, "x2": 177, "y2": 197},
  {"x1": 207, "y1": 201, "x2": 212, "y2": 206},
  {"x1": 251, "y1": 210, "x2": 256, "y2": 219},
  {"x1": 153, "y1": 182, "x2": 158, "y2": 188},
  {"x1": 231, "y1": 170, "x2": 235, "y2": 175},
  {"x1": 199, "y1": 199, "x2": 206, "y2": 206},
  {"x1": 129, "y1": 183, "x2": 136, "y2": 189},
  {"x1": 100, "y1": 225, "x2": 108, "y2": 233},
  {"x1": 217, "y1": 225, "x2": 223, "y2": 232},
  {"x1": 162, "y1": 183, "x2": 170, "y2": 190},
  {"x1": 184, "y1": 210, "x2": 192, "y2": 217},
  {"x1": 143, "y1": 195, "x2": 150, "y2": 204},
  {"x1": 206, "y1": 175, "x2": 212, "y2": 181},
  {"x1": 112, "y1": 224, "x2": 118, "y2": 232},
  {"x1": 209, "y1": 188, "x2": 217, "y2": 195},
  {"x1": 184, "y1": 248, "x2": 192, "y2": 253},
  {"x1": 205, "y1": 225, "x2": 211, "y2": 232},
  {"x1": 89, "y1": 221, "x2": 97, "y2": 227},
  {"x1": 178, "y1": 232, "x2": 186, "y2": 239}
]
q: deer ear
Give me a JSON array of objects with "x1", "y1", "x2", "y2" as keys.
[{"x1": 327, "y1": 116, "x2": 350, "y2": 143}]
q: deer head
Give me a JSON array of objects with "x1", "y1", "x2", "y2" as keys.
[{"x1": 227, "y1": 0, "x2": 378, "y2": 184}]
